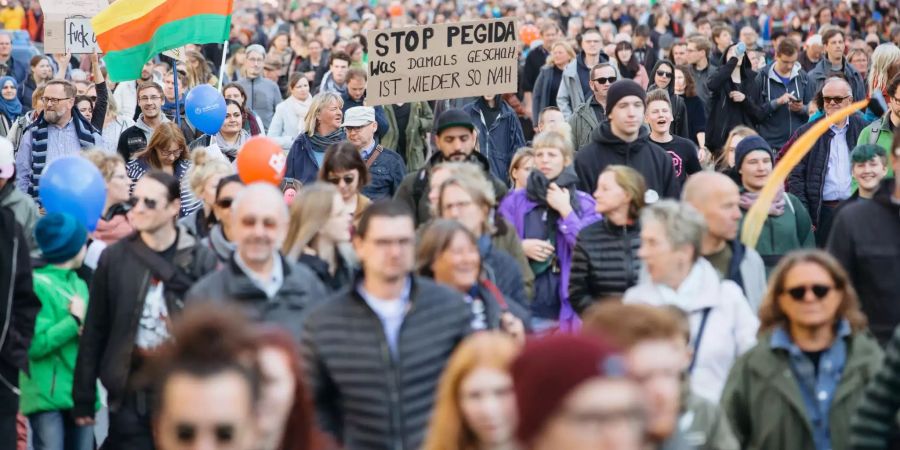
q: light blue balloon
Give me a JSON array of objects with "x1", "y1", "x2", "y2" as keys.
[
  {"x1": 38, "y1": 156, "x2": 106, "y2": 232},
  {"x1": 185, "y1": 85, "x2": 227, "y2": 135}
]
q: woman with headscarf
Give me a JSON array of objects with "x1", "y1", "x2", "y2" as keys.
[
  {"x1": 0, "y1": 76, "x2": 23, "y2": 136},
  {"x1": 285, "y1": 92, "x2": 345, "y2": 185},
  {"x1": 648, "y1": 59, "x2": 690, "y2": 140}
]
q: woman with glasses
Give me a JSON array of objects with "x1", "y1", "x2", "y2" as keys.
[
  {"x1": 707, "y1": 43, "x2": 762, "y2": 155},
  {"x1": 282, "y1": 183, "x2": 354, "y2": 292},
  {"x1": 82, "y1": 150, "x2": 133, "y2": 268},
  {"x1": 318, "y1": 142, "x2": 370, "y2": 230},
  {"x1": 531, "y1": 41, "x2": 576, "y2": 124},
  {"x1": 648, "y1": 60, "x2": 690, "y2": 140},
  {"x1": 674, "y1": 65, "x2": 708, "y2": 150},
  {"x1": 189, "y1": 100, "x2": 251, "y2": 163},
  {"x1": 614, "y1": 42, "x2": 649, "y2": 90},
  {"x1": 721, "y1": 250, "x2": 880, "y2": 450},
  {"x1": 0, "y1": 76, "x2": 23, "y2": 136},
  {"x1": 203, "y1": 174, "x2": 244, "y2": 263},
  {"x1": 127, "y1": 122, "x2": 200, "y2": 217},
  {"x1": 624, "y1": 200, "x2": 758, "y2": 403},
  {"x1": 287, "y1": 92, "x2": 346, "y2": 185},
  {"x1": 179, "y1": 151, "x2": 234, "y2": 239},
  {"x1": 222, "y1": 82, "x2": 265, "y2": 136}
]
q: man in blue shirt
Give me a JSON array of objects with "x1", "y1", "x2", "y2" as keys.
[{"x1": 343, "y1": 106, "x2": 405, "y2": 200}]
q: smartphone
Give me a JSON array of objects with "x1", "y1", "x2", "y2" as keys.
[
  {"x1": 789, "y1": 91, "x2": 800, "y2": 103},
  {"x1": 735, "y1": 42, "x2": 746, "y2": 58}
]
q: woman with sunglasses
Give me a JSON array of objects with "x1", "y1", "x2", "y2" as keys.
[
  {"x1": 613, "y1": 42, "x2": 649, "y2": 90},
  {"x1": 204, "y1": 174, "x2": 245, "y2": 263},
  {"x1": 648, "y1": 60, "x2": 690, "y2": 140},
  {"x1": 624, "y1": 200, "x2": 758, "y2": 403},
  {"x1": 282, "y1": 183, "x2": 355, "y2": 292},
  {"x1": 127, "y1": 122, "x2": 200, "y2": 217},
  {"x1": 189, "y1": 100, "x2": 252, "y2": 163},
  {"x1": 721, "y1": 250, "x2": 880, "y2": 450},
  {"x1": 531, "y1": 41, "x2": 576, "y2": 124},
  {"x1": 179, "y1": 151, "x2": 235, "y2": 239},
  {"x1": 318, "y1": 142, "x2": 370, "y2": 230}
]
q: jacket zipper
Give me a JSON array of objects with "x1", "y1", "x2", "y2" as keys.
[{"x1": 50, "y1": 364, "x2": 57, "y2": 396}]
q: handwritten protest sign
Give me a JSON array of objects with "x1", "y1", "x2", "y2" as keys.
[
  {"x1": 365, "y1": 18, "x2": 518, "y2": 106},
  {"x1": 40, "y1": 0, "x2": 109, "y2": 53},
  {"x1": 163, "y1": 47, "x2": 188, "y2": 63},
  {"x1": 63, "y1": 18, "x2": 99, "y2": 53}
]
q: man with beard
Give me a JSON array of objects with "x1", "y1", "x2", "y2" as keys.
[
  {"x1": 117, "y1": 82, "x2": 194, "y2": 161},
  {"x1": 15, "y1": 80, "x2": 103, "y2": 200},
  {"x1": 394, "y1": 109, "x2": 508, "y2": 226},
  {"x1": 114, "y1": 60, "x2": 159, "y2": 121}
]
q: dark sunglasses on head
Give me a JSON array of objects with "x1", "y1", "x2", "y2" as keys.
[
  {"x1": 593, "y1": 76, "x2": 617, "y2": 84},
  {"x1": 328, "y1": 175, "x2": 356, "y2": 185},
  {"x1": 823, "y1": 95, "x2": 850, "y2": 105},
  {"x1": 785, "y1": 284, "x2": 833, "y2": 301},
  {"x1": 175, "y1": 423, "x2": 235, "y2": 445},
  {"x1": 127, "y1": 196, "x2": 160, "y2": 210},
  {"x1": 216, "y1": 197, "x2": 234, "y2": 209},
  {"x1": 656, "y1": 71, "x2": 673, "y2": 78}
]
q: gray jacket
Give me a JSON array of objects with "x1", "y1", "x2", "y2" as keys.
[
  {"x1": 0, "y1": 181, "x2": 38, "y2": 252},
  {"x1": 235, "y1": 76, "x2": 282, "y2": 128},
  {"x1": 752, "y1": 62, "x2": 811, "y2": 149},
  {"x1": 186, "y1": 253, "x2": 328, "y2": 343},
  {"x1": 556, "y1": 59, "x2": 587, "y2": 118},
  {"x1": 568, "y1": 97, "x2": 602, "y2": 151}
]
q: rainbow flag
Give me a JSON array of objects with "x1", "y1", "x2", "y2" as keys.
[{"x1": 91, "y1": 0, "x2": 234, "y2": 82}]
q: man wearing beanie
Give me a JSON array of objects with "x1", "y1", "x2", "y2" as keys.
[
  {"x1": 734, "y1": 135, "x2": 814, "y2": 273},
  {"x1": 574, "y1": 79, "x2": 680, "y2": 201},
  {"x1": 511, "y1": 334, "x2": 646, "y2": 450},
  {"x1": 20, "y1": 213, "x2": 101, "y2": 448}
]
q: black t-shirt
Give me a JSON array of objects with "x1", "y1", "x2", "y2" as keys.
[
  {"x1": 394, "y1": 103, "x2": 412, "y2": 162},
  {"x1": 155, "y1": 233, "x2": 178, "y2": 262},
  {"x1": 650, "y1": 134, "x2": 702, "y2": 184}
]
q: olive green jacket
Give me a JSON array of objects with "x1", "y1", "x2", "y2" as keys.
[
  {"x1": 721, "y1": 330, "x2": 883, "y2": 450},
  {"x1": 382, "y1": 102, "x2": 434, "y2": 172}
]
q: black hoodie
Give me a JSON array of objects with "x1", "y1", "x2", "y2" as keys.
[
  {"x1": 706, "y1": 45, "x2": 762, "y2": 153},
  {"x1": 574, "y1": 121, "x2": 681, "y2": 198}
]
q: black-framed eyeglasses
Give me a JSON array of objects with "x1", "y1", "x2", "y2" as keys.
[
  {"x1": 158, "y1": 148, "x2": 183, "y2": 157},
  {"x1": 327, "y1": 175, "x2": 356, "y2": 186},
  {"x1": 823, "y1": 95, "x2": 850, "y2": 105},
  {"x1": 127, "y1": 196, "x2": 162, "y2": 210},
  {"x1": 785, "y1": 284, "x2": 833, "y2": 301},
  {"x1": 593, "y1": 76, "x2": 617, "y2": 84},
  {"x1": 41, "y1": 97, "x2": 71, "y2": 105},
  {"x1": 139, "y1": 95, "x2": 162, "y2": 103},
  {"x1": 656, "y1": 71, "x2": 673, "y2": 78}
]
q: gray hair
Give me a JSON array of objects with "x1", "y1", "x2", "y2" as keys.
[
  {"x1": 640, "y1": 200, "x2": 706, "y2": 262},
  {"x1": 231, "y1": 182, "x2": 289, "y2": 222},
  {"x1": 806, "y1": 34, "x2": 822, "y2": 47}
]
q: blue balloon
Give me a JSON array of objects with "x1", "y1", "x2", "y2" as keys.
[
  {"x1": 38, "y1": 156, "x2": 107, "y2": 232},
  {"x1": 185, "y1": 85, "x2": 227, "y2": 135}
]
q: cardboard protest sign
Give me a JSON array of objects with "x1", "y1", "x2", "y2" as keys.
[
  {"x1": 163, "y1": 47, "x2": 188, "y2": 63},
  {"x1": 365, "y1": 18, "x2": 518, "y2": 106},
  {"x1": 40, "y1": 0, "x2": 109, "y2": 54}
]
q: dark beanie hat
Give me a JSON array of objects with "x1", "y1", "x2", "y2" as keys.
[
  {"x1": 606, "y1": 79, "x2": 647, "y2": 116},
  {"x1": 434, "y1": 108, "x2": 474, "y2": 135},
  {"x1": 734, "y1": 135, "x2": 773, "y2": 170},
  {"x1": 35, "y1": 213, "x2": 88, "y2": 264},
  {"x1": 512, "y1": 334, "x2": 624, "y2": 446}
]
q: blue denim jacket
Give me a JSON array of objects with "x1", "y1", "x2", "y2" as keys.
[{"x1": 770, "y1": 320, "x2": 851, "y2": 450}]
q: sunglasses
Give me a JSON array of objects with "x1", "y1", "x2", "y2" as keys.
[
  {"x1": 175, "y1": 423, "x2": 236, "y2": 445},
  {"x1": 216, "y1": 197, "x2": 234, "y2": 209},
  {"x1": 785, "y1": 284, "x2": 833, "y2": 301},
  {"x1": 328, "y1": 175, "x2": 356, "y2": 186},
  {"x1": 656, "y1": 71, "x2": 673, "y2": 78},
  {"x1": 823, "y1": 95, "x2": 850, "y2": 105},
  {"x1": 239, "y1": 216, "x2": 278, "y2": 229},
  {"x1": 593, "y1": 76, "x2": 617, "y2": 84},
  {"x1": 127, "y1": 196, "x2": 162, "y2": 210}
]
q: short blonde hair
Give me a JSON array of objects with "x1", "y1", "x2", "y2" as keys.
[
  {"x1": 186, "y1": 150, "x2": 234, "y2": 198},
  {"x1": 545, "y1": 41, "x2": 576, "y2": 67},
  {"x1": 532, "y1": 130, "x2": 574, "y2": 161},
  {"x1": 304, "y1": 92, "x2": 343, "y2": 137},
  {"x1": 82, "y1": 150, "x2": 125, "y2": 182}
]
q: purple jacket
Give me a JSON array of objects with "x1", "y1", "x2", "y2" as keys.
[{"x1": 498, "y1": 188, "x2": 601, "y2": 331}]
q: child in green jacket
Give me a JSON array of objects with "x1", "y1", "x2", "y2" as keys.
[{"x1": 19, "y1": 212, "x2": 98, "y2": 450}]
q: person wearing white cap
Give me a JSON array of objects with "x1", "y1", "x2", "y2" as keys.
[
  {"x1": 0, "y1": 135, "x2": 38, "y2": 249},
  {"x1": 343, "y1": 106, "x2": 405, "y2": 200}
]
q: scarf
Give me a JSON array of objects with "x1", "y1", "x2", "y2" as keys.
[
  {"x1": 0, "y1": 76, "x2": 22, "y2": 122},
  {"x1": 214, "y1": 130, "x2": 251, "y2": 161},
  {"x1": 309, "y1": 128, "x2": 346, "y2": 153},
  {"x1": 740, "y1": 187, "x2": 786, "y2": 217},
  {"x1": 27, "y1": 109, "x2": 97, "y2": 197},
  {"x1": 162, "y1": 95, "x2": 185, "y2": 119},
  {"x1": 525, "y1": 166, "x2": 580, "y2": 276},
  {"x1": 93, "y1": 214, "x2": 134, "y2": 243},
  {"x1": 243, "y1": 111, "x2": 263, "y2": 136}
]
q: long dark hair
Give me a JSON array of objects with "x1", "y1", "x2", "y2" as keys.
[{"x1": 615, "y1": 41, "x2": 641, "y2": 80}]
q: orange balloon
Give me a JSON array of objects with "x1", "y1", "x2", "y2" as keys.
[
  {"x1": 236, "y1": 137, "x2": 286, "y2": 186},
  {"x1": 519, "y1": 24, "x2": 540, "y2": 46},
  {"x1": 389, "y1": 2, "x2": 404, "y2": 17}
]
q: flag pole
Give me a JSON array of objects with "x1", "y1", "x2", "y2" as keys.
[
  {"x1": 173, "y1": 68, "x2": 181, "y2": 125},
  {"x1": 218, "y1": 40, "x2": 230, "y2": 91}
]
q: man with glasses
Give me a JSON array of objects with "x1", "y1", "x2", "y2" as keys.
[
  {"x1": 72, "y1": 171, "x2": 217, "y2": 449},
  {"x1": 187, "y1": 183, "x2": 327, "y2": 342},
  {"x1": 686, "y1": 36, "x2": 713, "y2": 116},
  {"x1": 752, "y1": 38, "x2": 812, "y2": 150},
  {"x1": 15, "y1": 79, "x2": 103, "y2": 200},
  {"x1": 558, "y1": 28, "x2": 608, "y2": 118},
  {"x1": 806, "y1": 28, "x2": 866, "y2": 102},
  {"x1": 114, "y1": 60, "x2": 159, "y2": 122},
  {"x1": 236, "y1": 44, "x2": 281, "y2": 128},
  {"x1": 569, "y1": 63, "x2": 616, "y2": 150},
  {"x1": 117, "y1": 81, "x2": 192, "y2": 161},
  {"x1": 302, "y1": 200, "x2": 471, "y2": 450},
  {"x1": 343, "y1": 106, "x2": 404, "y2": 200},
  {"x1": 788, "y1": 77, "x2": 868, "y2": 246},
  {"x1": 858, "y1": 75, "x2": 900, "y2": 174}
]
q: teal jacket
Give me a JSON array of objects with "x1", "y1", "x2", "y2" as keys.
[
  {"x1": 19, "y1": 265, "x2": 99, "y2": 415},
  {"x1": 739, "y1": 192, "x2": 815, "y2": 275}
]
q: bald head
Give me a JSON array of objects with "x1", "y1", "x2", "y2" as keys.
[
  {"x1": 682, "y1": 172, "x2": 742, "y2": 244},
  {"x1": 682, "y1": 172, "x2": 739, "y2": 206},
  {"x1": 232, "y1": 182, "x2": 290, "y2": 263}
]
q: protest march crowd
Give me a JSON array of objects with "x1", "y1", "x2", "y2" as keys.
[{"x1": 3, "y1": 0, "x2": 900, "y2": 449}]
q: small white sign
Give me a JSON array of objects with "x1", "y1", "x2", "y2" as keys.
[
  {"x1": 64, "y1": 17, "x2": 100, "y2": 54},
  {"x1": 163, "y1": 47, "x2": 188, "y2": 62}
]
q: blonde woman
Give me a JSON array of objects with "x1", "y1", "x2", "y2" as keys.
[
  {"x1": 178, "y1": 151, "x2": 234, "y2": 239},
  {"x1": 531, "y1": 41, "x2": 576, "y2": 123},
  {"x1": 866, "y1": 43, "x2": 900, "y2": 101},
  {"x1": 82, "y1": 150, "x2": 133, "y2": 268},
  {"x1": 423, "y1": 332, "x2": 520, "y2": 450},
  {"x1": 508, "y1": 147, "x2": 535, "y2": 190},
  {"x1": 285, "y1": 92, "x2": 345, "y2": 184},
  {"x1": 282, "y1": 182, "x2": 354, "y2": 292}
]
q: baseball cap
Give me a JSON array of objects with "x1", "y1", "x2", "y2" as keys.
[
  {"x1": 342, "y1": 106, "x2": 376, "y2": 128},
  {"x1": 0, "y1": 136, "x2": 13, "y2": 179},
  {"x1": 434, "y1": 108, "x2": 474, "y2": 135}
]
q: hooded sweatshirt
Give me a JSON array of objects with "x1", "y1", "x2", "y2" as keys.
[{"x1": 574, "y1": 121, "x2": 681, "y2": 199}]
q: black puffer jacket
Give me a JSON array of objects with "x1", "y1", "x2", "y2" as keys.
[
  {"x1": 786, "y1": 113, "x2": 867, "y2": 225},
  {"x1": 569, "y1": 219, "x2": 642, "y2": 315},
  {"x1": 706, "y1": 45, "x2": 762, "y2": 153},
  {"x1": 0, "y1": 207, "x2": 39, "y2": 395}
]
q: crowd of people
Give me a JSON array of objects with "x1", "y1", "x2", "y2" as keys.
[{"x1": 2, "y1": 0, "x2": 900, "y2": 449}]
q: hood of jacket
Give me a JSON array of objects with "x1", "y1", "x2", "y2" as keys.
[
  {"x1": 766, "y1": 61, "x2": 803, "y2": 83},
  {"x1": 649, "y1": 59, "x2": 677, "y2": 95},
  {"x1": 135, "y1": 113, "x2": 169, "y2": 137},
  {"x1": 719, "y1": 44, "x2": 755, "y2": 77},
  {"x1": 589, "y1": 120, "x2": 652, "y2": 156}
]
